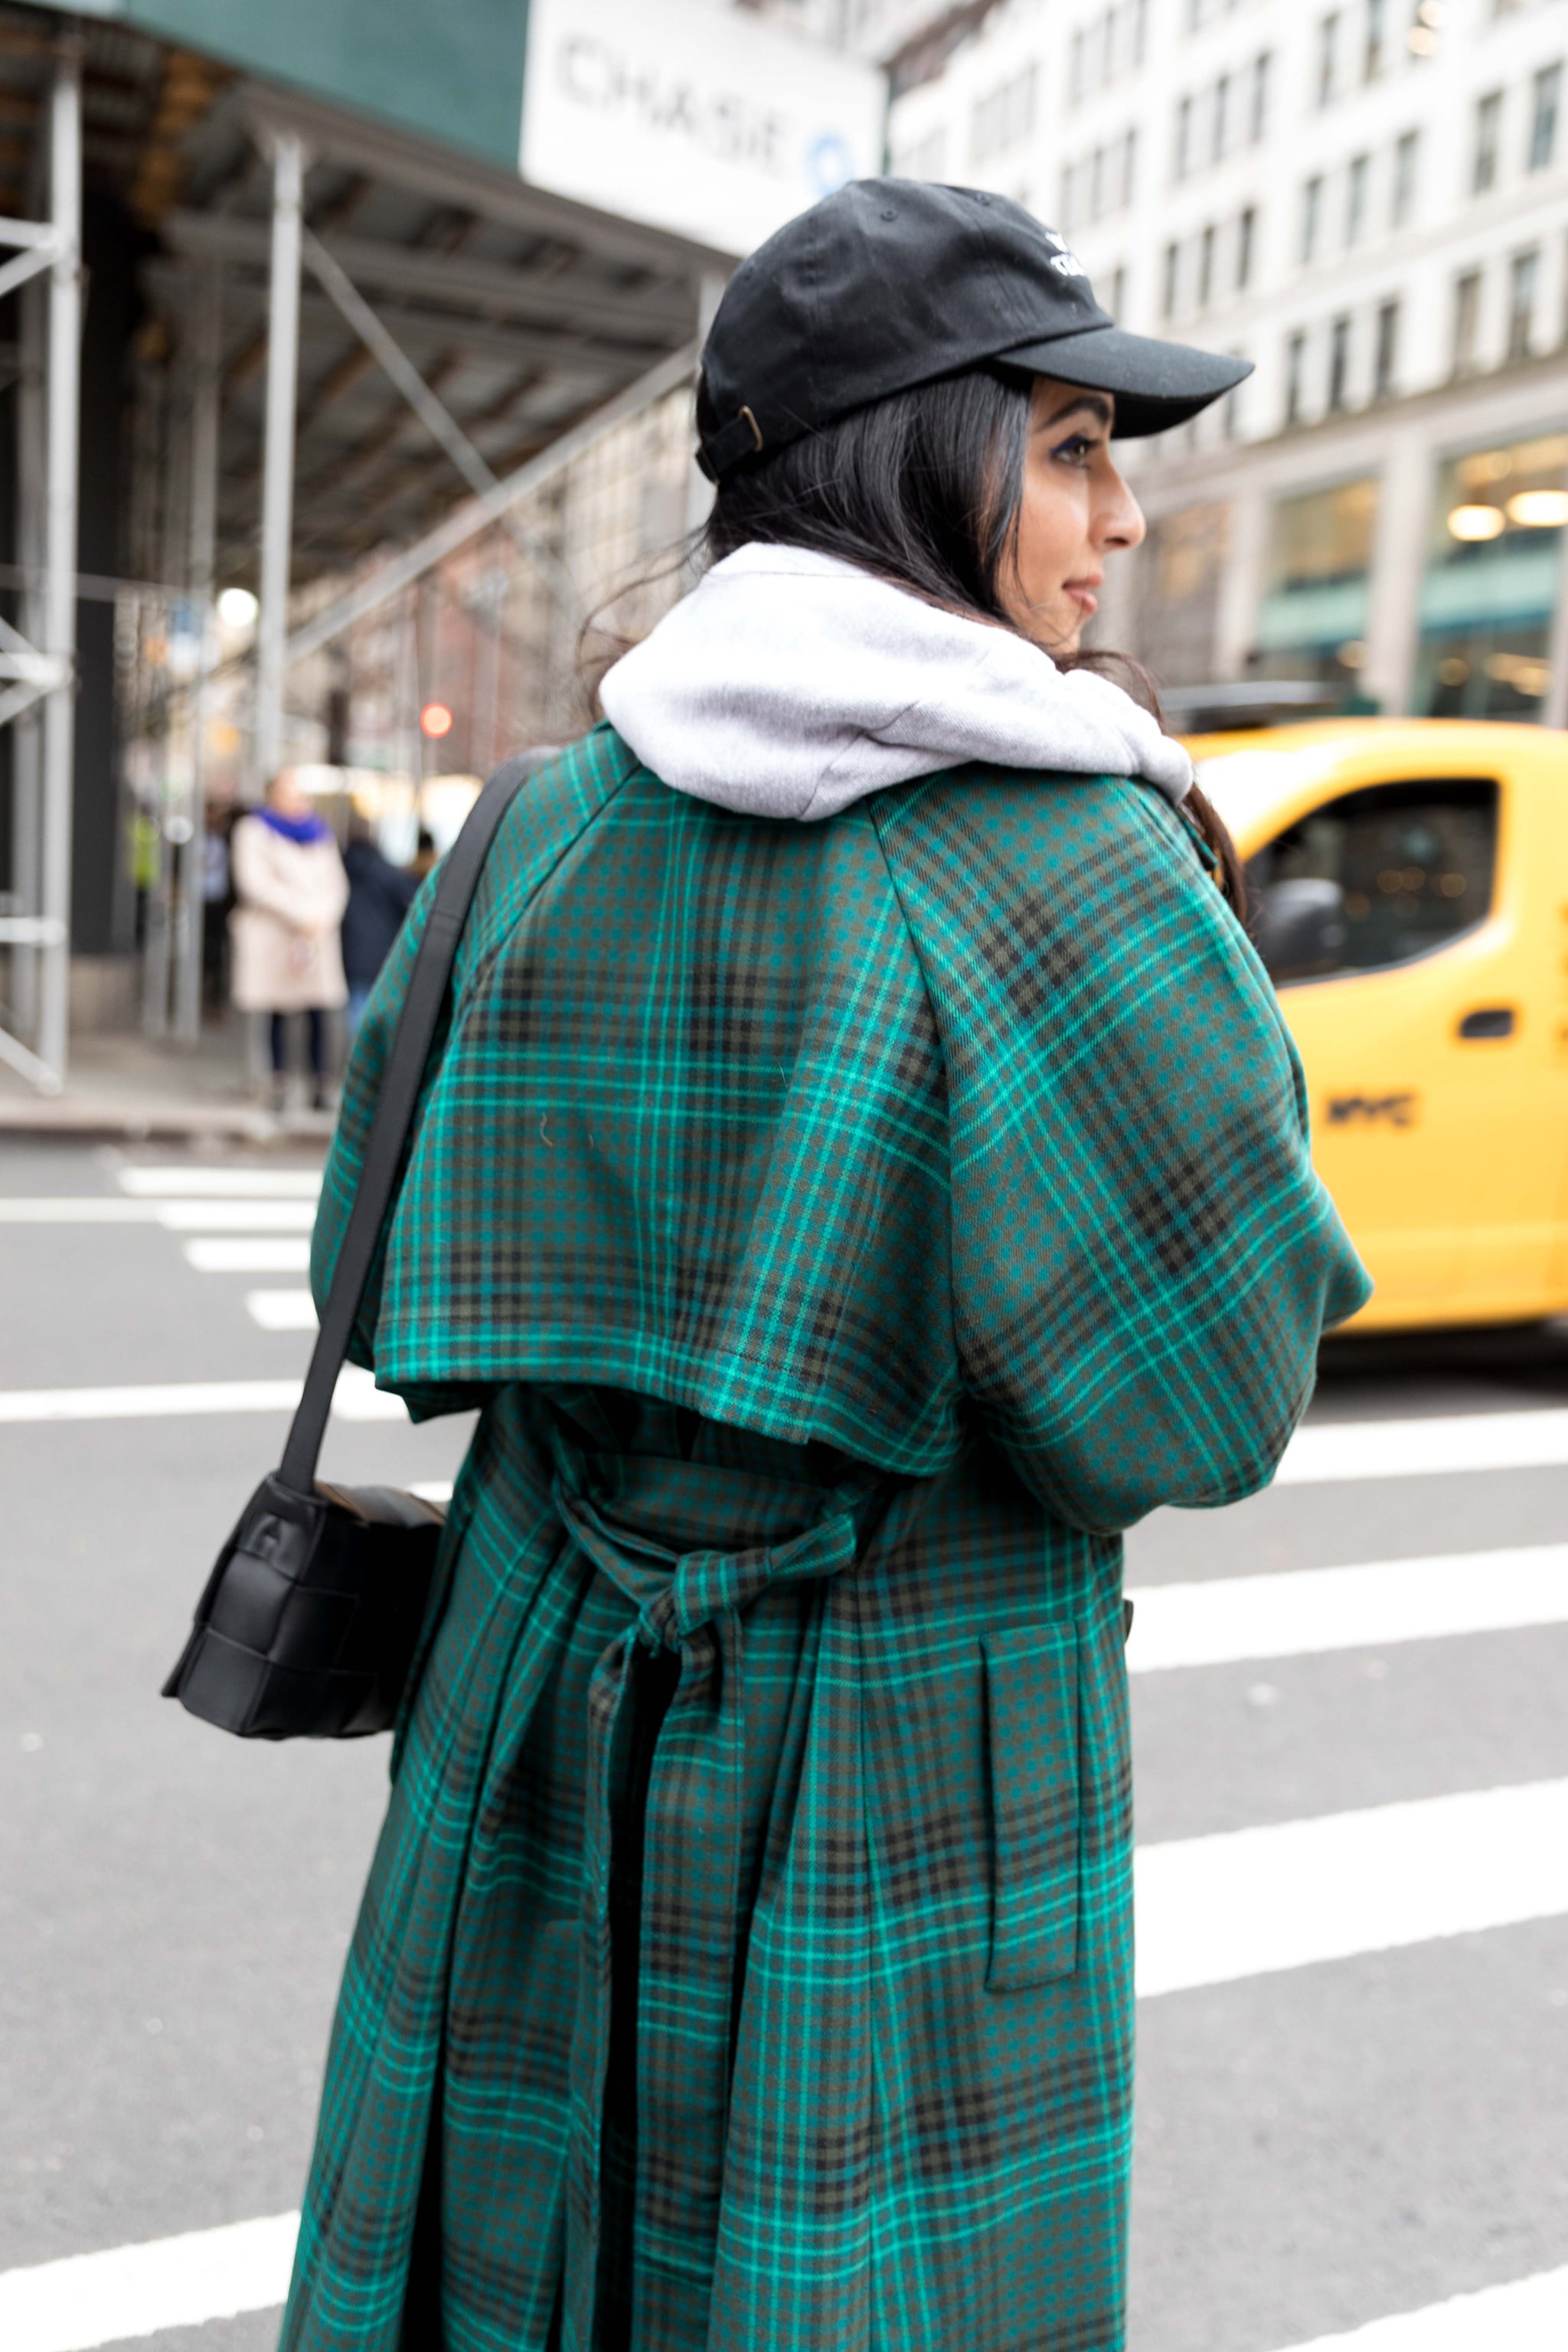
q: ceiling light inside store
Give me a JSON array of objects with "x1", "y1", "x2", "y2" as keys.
[
  {"x1": 217, "y1": 587, "x2": 258, "y2": 629},
  {"x1": 1505, "y1": 490, "x2": 1568, "y2": 528},
  {"x1": 1447, "y1": 505, "x2": 1506, "y2": 541}
]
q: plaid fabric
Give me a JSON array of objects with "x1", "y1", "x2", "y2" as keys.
[{"x1": 284, "y1": 727, "x2": 1367, "y2": 2351}]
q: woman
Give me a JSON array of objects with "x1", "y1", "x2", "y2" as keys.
[
  {"x1": 228, "y1": 768, "x2": 348, "y2": 1112},
  {"x1": 289, "y1": 185, "x2": 1368, "y2": 2352}
]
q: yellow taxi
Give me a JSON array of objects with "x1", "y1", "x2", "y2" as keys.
[{"x1": 1190, "y1": 719, "x2": 1568, "y2": 1332}]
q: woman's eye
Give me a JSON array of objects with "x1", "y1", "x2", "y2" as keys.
[{"x1": 1051, "y1": 434, "x2": 1098, "y2": 466}]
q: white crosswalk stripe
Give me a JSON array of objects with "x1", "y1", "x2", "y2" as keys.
[
  {"x1": 1126, "y1": 1545, "x2": 1568, "y2": 1671},
  {"x1": 0, "y1": 1197, "x2": 318, "y2": 1230},
  {"x1": 1135, "y1": 1776, "x2": 1568, "y2": 1998},
  {"x1": 245, "y1": 1287, "x2": 318, "y2": 1331},
  {"x1": 0, "y1": 1366, "x2": 406, "y2": 1423},
  {"x1": 183, "y1": 1237, "x2": 312, "y2": 1272},
  {"x1": 1276, "y1": 1408, "x2": 1568, "y2": 1483},
  {"x1": 0, "y1": 2210, "x2": 299, "y2": 2352},
  {"x1": 115, "y1": 1168, "x2": 322, "y2": 1198},
  {"x1": 1276, "y1": 2262, "x2": 1568, "y2": 2348}
]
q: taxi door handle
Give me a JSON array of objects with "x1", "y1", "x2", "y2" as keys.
[{"x1": 1457, "y1": 1007, "x2": 1515, "y2": 1040}]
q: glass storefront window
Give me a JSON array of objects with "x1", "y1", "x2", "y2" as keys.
[
  {"x1": 1255, "y1": 477, "x2": 1380, "y2": 697},
  {"x1": 1415, "y1": 430, "x2": 1567, "y2": 720}
]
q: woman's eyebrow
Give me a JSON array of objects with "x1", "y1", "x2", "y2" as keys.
[{"x1": 1039, "y1": 394, "x2": 1113, "y2": 431}]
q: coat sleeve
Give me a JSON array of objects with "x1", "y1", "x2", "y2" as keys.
[
  {"x1": 230, "y1": 818, "x2": 305, "y2": 926},
  {"x1": 309, "y1": 873, "x2": 437, "y2": 1368},
  {"x1": 876, "y1": 769, "x2": 1371, "y2": 1535},
  {"x1": 310, "y1": 840, "x2": 350, "y2": 928}
]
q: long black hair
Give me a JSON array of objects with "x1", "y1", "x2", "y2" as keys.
[{"x1": 697, "y1": 365, "x2": 1246, "y2": 913}]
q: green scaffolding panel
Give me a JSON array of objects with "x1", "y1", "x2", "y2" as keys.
[{"x1": 47, "y1": 0, "x2": 528, "y2": 169}]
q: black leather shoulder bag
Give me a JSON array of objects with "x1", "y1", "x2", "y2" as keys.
[{"x1": 162, "y1": 754, "x2": 534, "y2": 1740}]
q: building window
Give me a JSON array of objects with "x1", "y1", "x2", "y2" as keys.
[
  {"x1": 894, "y1": 126, "x2": 947, "y2": 181},
  {"x1": 970, "y1": 64, "x2": 1037, "y2": 167},
  {"x1": 1318, "y1": 12, "x2": 1341, "y2": 106},
  {"x1": 1162, "y1": 240, "x2": 1181, "y2": 319},
  {"x1": 1302, "y1": 175, "x2": 1325, "y2": 263},
  {"x1": 1213, "y1": 73, "x2": 1231, "y2": 162},
  {"x1": 1198, "y1": 223, "x2": 1217, "y2": 306},
  {"x1": 1392, "y1": 129, "x2": 1419, "y2": 227},
  {"x1": 1237, "y1": 204, "x2": 1257, "y2": 290},
  {"x1": 1328, "y1": 314, "x2": 1352, "y2": 409},
  {"x1": 1508, "y1": 247, "x2": 1540, "y2": 358},
  {"x1": 1374, "y1": 298, "x2": 1400, "y2": 397},
  {"x1": 1285, "y1": 329, "x2": 1308, "y2": 425},
  {"x1": 1223, "y1": 361, "x2": 1245, "y2": 440},
  {"x1": 1364, "y1": 0, "x2": 1387, "y2": 78},
  {"x1": 1473, "y1": 91, "x2": 1503, "y2": 194},
  {"x1": 1452, "y1": 269, "x2": 1482, "y2": 374},
  {"x1": 1251, "y1": 51, "x2": 1272, "y2": 142},
  {"x1": 1122, "y1": 126, "x2": 1138, "y2": 208},
  {"x1": 1059, "y1": 162, "x2": 1077, "y2": 230},
  {"x1": 1174, "y1": 93, "x2": 1193, "y2": 179},
  {"x1": 1133, "y1": 0, "x2": 1149, "y2": 65},
  {"x1": 1258, "y1": 477, "x2": 1380, "y2": 692},
  {"x1": 1346, "y1": 154, "x2": 1370, "y2": 244},
  {"x1": 1069, "y1": 28, "x2": 1085, "y2": 105},
  {"x1": 1108, "y1": 263, "x2": 1126, "y2": 318},
  {"x1": 1417, "y1": 431, "x2": 1568, "y2": 720},
  {"x1": 1529, "y1": 64, "x2": 1561, "y2": 171}
]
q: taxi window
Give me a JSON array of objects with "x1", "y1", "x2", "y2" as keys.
[{"x1": 1246, "y1": 779, "x2": 1498, "y2": 985}]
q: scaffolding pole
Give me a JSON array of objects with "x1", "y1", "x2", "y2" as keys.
[
  {"x1": 8, "y1": 266, "x2": 44, "y2": 1040},
  {"x1": 254, "y1": 130, "x2": 304, "y2": 790},
  {"x1": 34, "y1": 44, "x2": 81, "y2": 1086},
  {"x1": 173, "y1": 260, "x2": 220, "y2": 1045}
]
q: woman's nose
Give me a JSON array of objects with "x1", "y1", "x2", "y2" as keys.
[{"x1": 1097, "y1": 469, "x2": 1146, "y2": 552}]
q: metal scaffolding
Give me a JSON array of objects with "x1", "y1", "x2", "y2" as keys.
[
  {"x1": 0, "y1": 39, "x2": 79, "y2": 1093},
  {"x1": 0, "y1": 26, "x2": 720, "y2": 1095}
]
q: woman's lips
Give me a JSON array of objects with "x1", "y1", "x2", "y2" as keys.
[{"x1": 1063, "y1": 581, "x2": 1099, "y2": 615}]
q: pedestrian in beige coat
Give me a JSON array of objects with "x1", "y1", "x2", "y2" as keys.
[{"x1": 229, "y1": 769, "x2": 348, "y2": 1111}]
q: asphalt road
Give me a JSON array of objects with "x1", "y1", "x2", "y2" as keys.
[{"x1": 2, "y1": 1133, "x2": 1564, "y2": 2351}]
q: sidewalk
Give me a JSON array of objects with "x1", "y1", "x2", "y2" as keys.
[{"x1": 0, "y1": 1017, "x2": 336, "y2": 1144}]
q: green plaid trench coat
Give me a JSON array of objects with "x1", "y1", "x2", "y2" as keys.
[{"x1": 286, "y1": 725, "x2": 1368, "y2": 2352}]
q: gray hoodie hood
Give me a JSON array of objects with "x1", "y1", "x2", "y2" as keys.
[{"x1": 599, "y1": 543, "x2": 1193, "y2": 820}]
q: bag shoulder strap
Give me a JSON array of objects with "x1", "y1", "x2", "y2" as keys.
[{"x1": 279, "y1": 753, "x2": 535, "y2": 1493}]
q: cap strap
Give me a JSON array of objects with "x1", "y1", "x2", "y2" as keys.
[{"x1": 697, "y1": 404, "x2": 764, "y2": 482}]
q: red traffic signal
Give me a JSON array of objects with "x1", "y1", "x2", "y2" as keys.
[{"x1": 420, "y1": 701, "x2": 454, "y2": 740}]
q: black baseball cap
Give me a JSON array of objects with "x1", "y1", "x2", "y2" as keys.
[{"x1": 698, "y1": 179, "x2": 1252, "y2": 481}]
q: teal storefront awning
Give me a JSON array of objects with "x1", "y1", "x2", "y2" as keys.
[
  {"x1": 1419, "y1": 536, "x2": 1562, "y2": 635},
  {"x1": 1256, "y1": 575, "x2": 1370, "y2": 652}
]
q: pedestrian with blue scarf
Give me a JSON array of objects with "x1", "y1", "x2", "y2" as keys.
[{"x1": 229, "y1": 769, "x2": 348, "y2": 1113}]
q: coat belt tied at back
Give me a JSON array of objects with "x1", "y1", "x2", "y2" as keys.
[{"x1": 544, "y1": 1419, "x2": 891, "y2": 2348}]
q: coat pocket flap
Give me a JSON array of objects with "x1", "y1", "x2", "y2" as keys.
[{"x1": 983, "y1": 1621, "x2": 1080, "y2": 1991}]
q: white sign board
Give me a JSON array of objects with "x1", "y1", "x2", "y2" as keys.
[{"x1": 521, "y1": 0, "x2": 887, "y2": 257}]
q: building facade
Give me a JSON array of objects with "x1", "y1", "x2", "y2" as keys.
[{"x1": 887, "y1": 0, "x2": 1568, "y2": 727}]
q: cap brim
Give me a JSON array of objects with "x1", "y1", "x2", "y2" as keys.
[{"x1": 993, "y1": 325, "x2": 1253, "y2": 436}]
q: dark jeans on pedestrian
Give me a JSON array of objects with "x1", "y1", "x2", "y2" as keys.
[{"x1": 270, "y1": 1008, "x2": 325, "y2": 1076}]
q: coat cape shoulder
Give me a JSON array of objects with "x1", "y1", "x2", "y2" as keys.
[{"x1": 314, "y1": 721, "x2": 1367, "y2": 1530}]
